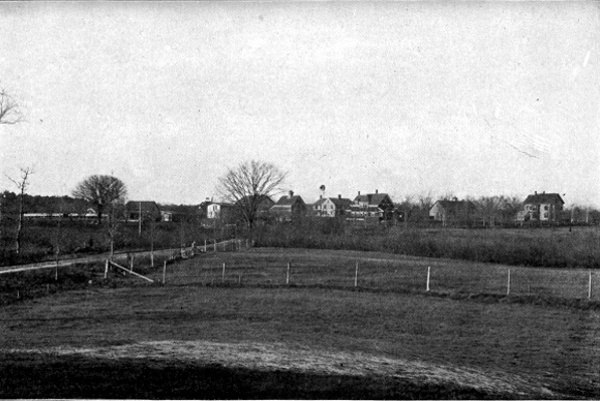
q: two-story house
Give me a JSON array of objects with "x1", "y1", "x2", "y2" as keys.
[
  {"x1": 520, "y1": 192, "x2": 564, "y2": 222},
  {"x1": 312, "y1": 195, "x2": 352, "y2": 217},
  {"x1": 270, "y1": 191, "x2": 306, "y2": 221},
  {"x1": 429, "y1": 199, "x2": 477, "y2": 225},
  {"x1": 125, "y1": 201, "x2": 162, "y2": 222},
  {"x1": 346, "y1": 190, "x2": 395, "y2": 222}
]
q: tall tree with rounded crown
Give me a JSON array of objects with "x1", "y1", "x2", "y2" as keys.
[
  {"x1": 72, "y1": 175, "x2": 127, "y2": 224},
  {"x1": 217, "y1": 160, "x2": 287, "y2": 229}
]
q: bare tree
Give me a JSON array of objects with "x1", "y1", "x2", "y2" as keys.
[
  {"x1": 7, "y1": 167, "x2": 33, "y2": 254},
  {"x1": 0, "y1": 86, "x2": 23, "y2": 241},
  {"x1": 72, "y1": 175, "x2": 127, "y2": 224},
  {"x1": 0, "y1": 87, "x2": 23, "y2": 125},
  {"x1": 217, "y1": 160, "x2": 287, "y2": 229}
]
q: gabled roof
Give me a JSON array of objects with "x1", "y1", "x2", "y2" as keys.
[
  {"x1": 330, "y1": 197, "x2": 352, "y2": 208},
  {"x1": 312, "y1": 198, "x2": 328, "y2": 207},
  {"x1": 274, "y1": 195, "x2": 305, "y2": 206},
  {"x1": 523, "y1": 193, "x2": 564, "y2": 205},
  {"x1": 354, "y1": 193, "x2": 392, "y2": 206},
  {"x1": 126, "y1": 201, "x2": 161, "y2": 213}
]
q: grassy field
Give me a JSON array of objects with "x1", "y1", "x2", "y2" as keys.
[
  {"x1": 255, "y1": 223, "x2": 600, "y2": 269},
  {"x1": 158, "y1": 248, "x2": 599, "y2": 301},
  {"x1": 1, "y1": 248, "x2": 599, "y2": 398}
]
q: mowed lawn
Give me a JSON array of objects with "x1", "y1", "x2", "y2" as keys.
[{"x1": 1, "y1": 248, "x2": 599, "y2": 399}]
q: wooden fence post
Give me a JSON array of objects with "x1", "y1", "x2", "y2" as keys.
[
  {"x1": 104, "y1": 259, "x2": 109, "y2": 279},
  {"x1": 222, "y1": 262, "x2": 226, "y2": 283},
  {"x1": 130, "y1": 254, "x2": 134, "y2": 272},
  {"x1": 204, "y1": 239, "x2": 207, "y2": 252},
  {"x1": 507, "y1": 269, "x2": 511, "y2": 296},
  {"x1": 426, "y1": 266, "x2": 431, "y2": 292},
  {"x1": 214, "y1": 239, "x2": 217, "y2": 252},
  {"x1": 286, "y1": 262, "x2": 291, "y2": 285},
  {"x1": 589, "y1": 271, "x2": 593, "y2": 299},
  {"x1": 354, "y1": 261, "x2": 359, "y2": 288},
  {"x1": 55, "y1": 259, "x2": 59, "y2": 281},
  {"x1": 162, "y1": 260, "x2": 167, "y2": 285}
]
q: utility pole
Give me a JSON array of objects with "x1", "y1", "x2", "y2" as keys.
[{"x1": 138, "y1": 201, "x2": 142, "y2": 236}]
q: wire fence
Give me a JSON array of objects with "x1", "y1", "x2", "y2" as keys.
[
  {"x1": 0, "y1": 239, "x2": 248, "y2": 305},
  {"x1": 156, "y1": 248, "x2": 598, "y2": 301},
  {"x1": 1, "y1": 243, "x2": 598, "y2": 305}
]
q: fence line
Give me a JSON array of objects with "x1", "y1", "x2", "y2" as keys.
[
  {"x1": 0, "y1": 238, "x2": 249, "y2": 304},
  {"x1": 159, "y1": 255, "x2": 598, "y2": 302},
  {"x1": 3, "y1": 243, "x2": 598, "y2": 305}
]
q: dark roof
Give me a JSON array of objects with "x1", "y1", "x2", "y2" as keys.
[
  {"x1": 354, "y1": 193, "x2": 392, "y2": 206},
  {"x1": 236, "y1": 194, "x2": 274, "y2": 205},
  {"x1": 523, "y1": 193, "x2": 564, "y2": 205},
  {"x1": 312, "y1": 198, "x2": 328, "y2": 207},
  {"x1": 330, "y1": 197, "x2": 352, "y2": 208},
  {"x1": 274, "y1": 195, "x2": 305, "y2": 206},
  {"x1": 126, "y1": 201, "x2": 161, "y2": 213},
  {"x1": 210, "y1": 202, "x2": 235, "y2": 208}
]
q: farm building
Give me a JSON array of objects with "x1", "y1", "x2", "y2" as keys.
[
  {"x1": 235, "y1": 195, "x2": 274, "y2": 216},
  {"x1": 125, "y1": 201, "x2": 161, "y2": 222},
  {"x1": 520, "y1": 192, "x2": 564, "y2": 222},
  {"x1": 206, "y1": 202, "x2": 235, "y2": 220},
  {"x1": 270, "y1": 191, "x2": 306, "y2": 221},
  {"x1": 346, "y1": 190, "x2": 396, "y2": 222},
  {"x1": 429, "y1": 199, "x2": 477, "y2": 226},
  {"x1": 311, "y1": 195, "x2": 352, "y2": 217}
]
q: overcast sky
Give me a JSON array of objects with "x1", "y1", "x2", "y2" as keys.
[{"x1": 0, "y1": 2, "x2": 598, "y2": 206}]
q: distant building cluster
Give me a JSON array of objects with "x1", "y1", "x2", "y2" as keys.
[
  {"x1": 20, "y1": 190, "x2": 568, "y2": 227},
  {"x1": 205, "y1": 190, "x2": 566, "y2": 226}
]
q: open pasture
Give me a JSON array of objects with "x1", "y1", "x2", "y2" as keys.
[
  {"x1": 158, "y1": 248, "x2": 599, "y2": 301},
  {"x1": 256, "y1": 224, "x2": 600, "y2": 269},
  {"x1": 1, "y1": 247, "x2": 599, "y2": 399}
]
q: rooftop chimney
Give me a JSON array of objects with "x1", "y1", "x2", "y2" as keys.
[
  {"x1": 319, "y1": 194, "x2": 322, "y2": 199},
  {"x1": 376, "y1": 189, "x2": 378, "y2": 194},
  {"x1": 358, "y1": 191, "x2": 361, "y2": 196},
  {"x1": 338, "y1": 194, "x2": 341, "y2": 199},
  {"x1": 535, "y1": 191, "x2": 537, "y2": 195},
  {"x1": 289, "y1": 190, "x2": 294, "y2": 198}
]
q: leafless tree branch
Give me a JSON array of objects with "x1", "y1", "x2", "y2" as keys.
[
  {"x1": 217, "y1": 160, "x2": 287, "y2": 228},
  {"x1": 0, "y1": 88, "x2": 23, "y2": 125}
]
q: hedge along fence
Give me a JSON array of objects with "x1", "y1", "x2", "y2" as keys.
[
  {"x1": 157, "y1": 252, "x2": 599, "y2": 302},
  {"x1": 252, "y1": 225, "x2": 600, "y2": 269},
  {"x1": 0, "y1": 239, "x2": 250, "y2": 306}
]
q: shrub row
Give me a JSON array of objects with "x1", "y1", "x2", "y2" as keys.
[{"x1": 253, "y1": 222, "x2": 600, "y2": 269}]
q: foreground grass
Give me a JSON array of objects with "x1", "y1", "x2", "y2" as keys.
[
  {"x1": 1, "y1": 267, "x2": 599, "y2": 399},
  {"x1": 1, "y1": 352, "x2": 513, "y2": 400}
]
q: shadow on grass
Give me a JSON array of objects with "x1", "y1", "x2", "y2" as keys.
[{"x1": 0, "y1": 352, "x2": 537, "y2": 400}]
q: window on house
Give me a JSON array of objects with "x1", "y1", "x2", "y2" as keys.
[
  {"x1": 544, "y1": 205, "x2": 549, "y2": 211},
  {"x1": 544, "y1": 212, "x2": 549, "y2": 218}
]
